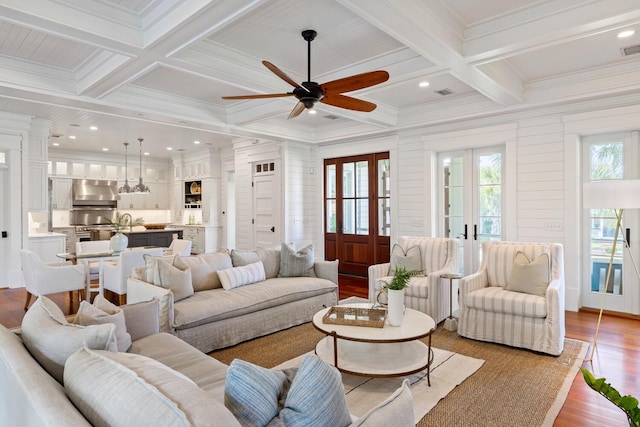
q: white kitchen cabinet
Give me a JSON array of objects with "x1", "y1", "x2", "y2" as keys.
[
  {"x1": 172, "y1": 225, "x2": 217, "y2": 254},
  {"x1": 51, "y1": 178, "x2": 72, "y2": 210},
  {"x1": 173, "y1": 181, "x2": 183, "y2": 222},
  {"x1": 28, "y1": 162, "x2": 48, "y2": 211},
  {"x1": 28, "y1": 233, "x2": 66, "y2": 264},
  {"x1": 200, "y1": 178, "x2": 220, "y2": 226}
]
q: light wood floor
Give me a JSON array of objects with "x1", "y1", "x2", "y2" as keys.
[{"x1": 2, "y1": 278, "x2": 638, "y2": 426}]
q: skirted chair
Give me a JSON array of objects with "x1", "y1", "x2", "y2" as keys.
[
  {"x1": 163, "y1": 239, "x2": 192, "y2": 257},
  {"x1": 368, "y1": 236, "x2": 459, "y2": 324},
  {"x1": 76, "y1": 240, "x2": 113, "y2": 282},
  {"x1": 458, "y1": 241, "x2": 565, "y2": 356},
  {"x1": 103, "y1": 247, "x2": 163, "y2": 305},
  {"x1": 19, "y1": 249, "x2": 86, "y2": 311}
]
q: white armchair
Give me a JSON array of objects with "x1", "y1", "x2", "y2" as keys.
[
  {"x1": 458, "y1": 241, "x2": 565, "y2": 355},
  {"x1": 368, "y1": 236, "x2": 459, "y2": 324},
  {"x1": 103, "y1": 247, "x2": 163, "y2": 305},
  {"x1": 19, "y1": 249, "x2": 86, "y2": 311},
  {"x1": 163, "y1": 239, "x2": 192, "y2": 257}
]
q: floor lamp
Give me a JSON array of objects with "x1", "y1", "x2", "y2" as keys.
[{"x1": 583, "y1": 179, "x2": 640, "y2": 362}]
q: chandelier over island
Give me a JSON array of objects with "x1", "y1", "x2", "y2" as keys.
[{"x1": 131, "y1": 137, "x2": 150, "y2": 194}]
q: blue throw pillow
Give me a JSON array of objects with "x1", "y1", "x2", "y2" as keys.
[
  {"x1": 279, "y1": 355, "x2": 352, "y2": 427},
  {"x1": 225, "y1": 359, "x2": 287, "y2": 427}
]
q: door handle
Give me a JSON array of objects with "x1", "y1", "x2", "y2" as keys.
[
  {"x1": 270, "y1": 226, "x2": 275, "y2": 233},
  {"x1": 626, "y1": 228, "x2": 631, "y2": 248},
  {"x1": 457, "y1": 224, "x2": 468, "y2": 240},
  {"x1": 473, "y1": 224, "x2": 478, "y2": 241}
]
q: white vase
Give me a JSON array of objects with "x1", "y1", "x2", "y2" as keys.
[
  {"x1": 110, "y1": 232, "x2": 128, "y2": 252},
  {"x1": 387, "y1": 288, "x2": 405, "y2": 327}
]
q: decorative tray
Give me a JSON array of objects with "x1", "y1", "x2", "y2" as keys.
[{"x1": 322, "y1": 306, "x2": 387, "y2": 328}]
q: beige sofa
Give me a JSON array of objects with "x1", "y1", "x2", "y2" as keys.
[
  {"x1": 0, "y1": 296, "x2": 414, "y2": 426},
  {"x1": 127, "y1": 247, "x2": 339, "y2": 353}
]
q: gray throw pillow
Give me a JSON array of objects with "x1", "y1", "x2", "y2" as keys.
[
  {"x1": 279, "y1": 243, "x2": 316, "y2": 277},
  {"x1": 74, "y1": 295, "x2": 132, "y2": 352},
  {"x1": 231, "y1": 247, "x2": 281, "y2": 279},
  {"x1": 390, "y1": 244, "x2": 422, "y2": 273}
]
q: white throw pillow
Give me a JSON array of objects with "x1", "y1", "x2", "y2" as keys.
[
  {"x1": 21, "y1": 296, "x2": 117, "y2": 383},
  {"x1": 156, "y1": 256, "x2": 194, "y2": 301},
  {"x1": 506, "y1": 251, "x2": 550, "y2": 297},
  {"x1": 218, "y1": 261, "x2": 266, "y2": 290},
  {"x1": 351, "y1": 379, "x2": 415, "y2": 427},
  {"x1": 390, "y1": 244, "x2": 422, "y2": 273},
  {"x1": 74, "y1": 295, "x2": 132, "y2": 352}
]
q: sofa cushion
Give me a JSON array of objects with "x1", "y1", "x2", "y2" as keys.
[
  {"x1": 351, "y1": 379, "x2": 414, "y2": 427},
  {"x1": 231, "y1": 247, "x2": 281, "y2": 279},
  {"x1": 142, "y1": 254, "x2": 176, "y2": 283},
  {"x1": 21, "y1": 296, "x2": 117, "y2": 383},
  {"x1": 279, "y1": 354, "x2": 352, "y2": 427},
  {"x1": 120, "y1": 298, "x2": 160, "y2": 341},
  {"x1": 225, "y1": 358, "x2": 289, "y2": 426},
  {"x1": 73, "y1": 295, "x2": 132, "y2": 352},
  {"x1": 465, "y1": 286, "x2": 547, "y2": 318},
  {"x1": 172, "y1": 277, "x2": 337, "y2": 330},
  {"x1": 156, "y1": 256, "x2": 194, "y2": 301},
  {"x1": 506, "y1": 252, "x2": 550, "y2": 297},
  {"x1": 390, "y1": 244, "x2": 422, "y2": 273},
  {"x1": 182, "y1": 252, "x2": 233, "y2": 291},
  {"x1": 64, "y1": 347, "x2": 240, "y2": 427},
  {"x1": 218, "y1": 261, "x2": 267, "y2": 290},
  {"x1": 279, "y1": 243, "x2": 316, "y2": 277}
]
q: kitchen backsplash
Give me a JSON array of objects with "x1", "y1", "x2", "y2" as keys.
[{"x1": 51, "y1": 209, "x2": 171, "y2": 227}]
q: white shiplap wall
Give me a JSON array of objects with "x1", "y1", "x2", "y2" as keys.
[{"x1": 283, "y1": 142, "x2": 317, "y2": 249}]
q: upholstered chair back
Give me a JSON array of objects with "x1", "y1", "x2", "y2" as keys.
[
  {"x1": 397, "y1": 236, "x2": 458, "y2": 274},
  {"x1": 480, "y1": 241, "x2": 564, "y2": 287}
]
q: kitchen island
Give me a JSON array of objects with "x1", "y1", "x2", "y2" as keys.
[{"x1": 121, "y1": 228, "x2": 183, "y2": 248}]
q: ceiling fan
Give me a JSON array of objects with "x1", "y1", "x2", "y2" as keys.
[{"x1": 222, "y1": 29, "x2": 389, "y2": 119}]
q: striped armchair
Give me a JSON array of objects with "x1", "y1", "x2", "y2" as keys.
[
  {"x1": 458, "y1": 241, "x2": 565, "y2": 355},
  {"x1": 368, "y1": 236, "x2": 459, "y2": 324}
]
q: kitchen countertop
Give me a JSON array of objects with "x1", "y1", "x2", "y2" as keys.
[
  {"x1": 121, "y1": 228, "x2": 182, "y2": 234},
  {"x1": 28, "y1": 232, "x2": 67, "y2": 238}
]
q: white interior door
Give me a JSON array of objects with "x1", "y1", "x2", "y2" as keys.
[
  {"x1": 582, "y1": 132, "x2": 640, "y2": 314},
  {"x1": 0, "y1": 159, "x2": 8, "y2": 286},
  {"x1": 252, "y1": 161, "x2": 281, "y2": 248},
  {"x1": 439, "y1": 146, "x2": 504, "y2": 275}
]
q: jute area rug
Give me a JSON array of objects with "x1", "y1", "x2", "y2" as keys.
[{"x1": 210, "y1": 323, "x2": 588, "y2": 427}]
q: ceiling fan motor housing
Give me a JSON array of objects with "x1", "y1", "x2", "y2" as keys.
[{"x1": 295, "y1": 82, "x2": 323, "y2": 108}]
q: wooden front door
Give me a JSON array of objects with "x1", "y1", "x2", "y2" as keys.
[{"x1": 324, "y1": 152, "x2": 390, "y2": 276}]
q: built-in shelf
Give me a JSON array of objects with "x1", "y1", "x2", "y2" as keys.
[{"x1": 184, "y1": 180, "x2": 202, "y2": 209}]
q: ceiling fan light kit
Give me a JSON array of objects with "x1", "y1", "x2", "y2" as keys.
[{"x1": 222, "y1": 29, "x2": 389, "y2": 119}]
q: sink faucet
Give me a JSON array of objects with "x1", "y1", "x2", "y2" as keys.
[{"x1": 121, "y1": 213, "x2": 133, "y2": 232}]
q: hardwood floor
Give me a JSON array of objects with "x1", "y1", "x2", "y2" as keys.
[{"x1": 1, "y1": 278, "x2": 638, "y2": 426}]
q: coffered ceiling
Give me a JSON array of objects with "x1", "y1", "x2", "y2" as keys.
[{"x1": 0, "y1": 0, "x2": 638, "y2": 159}]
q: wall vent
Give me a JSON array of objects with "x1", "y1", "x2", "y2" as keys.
[
  {"x1": 434, "y1": 88, "x2": 454, "y2": 96},
  {"x1": 621, "y1": 45, "x2": 640, "y2": 56},
  {"x1": 323, "y1": 115, "x2": 340, "y2": 120}
]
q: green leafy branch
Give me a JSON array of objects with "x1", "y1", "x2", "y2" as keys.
[
  {"x1": 384, "y1": 266, "x2": 423, "y2": 291},
  {"x1": 580, "y1": 368, "x2": 640, "y2": 427}
]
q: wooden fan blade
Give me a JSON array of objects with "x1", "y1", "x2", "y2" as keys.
[
  {"x1": 320, "y1": 70, "x2": 389, "y2": 94},
  {"x1": 222, "y1": 93, "x2": 293, "y2": 100},
  {"x1": 263, "y1": 61, "x2": 304, "y2": 90},
  {"x1": 288, "y1": 102, "x2": 306, "y2": 119},
  {"x1": 320, "y1": 94, "x2": 377, "y2": 112}
]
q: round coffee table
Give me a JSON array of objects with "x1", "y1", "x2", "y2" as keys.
[{"x1": 312, "y1": 306, "x2": 436, "y2": 384}]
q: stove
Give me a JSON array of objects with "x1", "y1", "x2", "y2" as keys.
[{"x1": 74, "y1": 226, "x2": 91, "y2": 242}]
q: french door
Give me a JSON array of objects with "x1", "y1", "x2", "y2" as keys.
[
  {"x1": 324, "y1": 153, "x2": 390, "y2": 276},
  {"x1": 582, "y1": 132, "x2": 640, "y2": 314},
  {"x1": 439, "y1": 147, "x2": 504, "y2": 275}
]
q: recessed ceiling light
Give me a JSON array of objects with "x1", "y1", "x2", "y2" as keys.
[
  {"x1": 618, "y1": 30, "x2": 635, "y2": 38},
  {"x1": 166, "y1": 147, "x2": 173, "y2": 151},
  {"x1": 52, "y1": 142, "x2": 60, "y2": 146},
  {"x1": 89, "y1": 126, "x2": 98, "y2": 131},
  {"x1": 102, "y1": 148, "x2": 109, "y2": 151},
  {"x1": 193, "y1": 140, "x2": 200, "y2": 144},
  {"x1": 144, "y1": 152, "x2": 150, "y2": 156},
  {"x1": 69, "y1": 135, "x2": 76, "y2": 140},
  {"x1": 308, "y1": 109, "x2": 317, "y2": 115},
  {"x1": 419, "y1": 81, "x2": 430, "y2": 88}
]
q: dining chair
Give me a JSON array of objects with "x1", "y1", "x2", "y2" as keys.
[
  {"x1": 163, "y1": 239, "x2": 192, "y2": 257},
  {"x1": 19, "y1": 249, "x2": 86, "y2": 311},
  {"x1": 103, "y1": 247, "x2": 163, "y2": 305}
]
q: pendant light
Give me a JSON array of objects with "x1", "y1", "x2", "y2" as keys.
[
  {"x1": 118, "y1": 142, "x2": 133, "y2": 194},
  {"x1": 132, "y1": 137, "x2": 150, "y2": 194}
]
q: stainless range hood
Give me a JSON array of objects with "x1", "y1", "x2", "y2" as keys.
[
  {"x1": 72, "y1": 179, "x2": 119, "y2": 205},
  {"x1": 70, "y1": 179, "x2": 118, "y2": 226}
]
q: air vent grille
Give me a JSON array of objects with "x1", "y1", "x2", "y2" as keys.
[
  {"x1": 621, "y1": 45, "x2": 640, "y2": 56},
  {"x1": 434, "y1": 88, "x2": 454, "y2": 96},
  {"x1": 323, "y1": 115, "x2": 339, "y2": 120}
]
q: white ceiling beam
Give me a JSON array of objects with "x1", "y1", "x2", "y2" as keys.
[
  {"x1": 464, "y1": 0, "x2": 640, "y2": 63},
  {"x1": 338, "y1": 0, "x2": 523, "y2": 106}
]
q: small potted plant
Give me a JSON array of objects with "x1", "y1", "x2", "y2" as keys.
[
  {"x1": 580, "y1": 368, "x2": 639, "y2": 427},
  {"x1": 382, "y1": 266, "x2": 422, "y2": 326},
  {"x1": 106, "y1": 212, "x2": 144, "y2": 252}
]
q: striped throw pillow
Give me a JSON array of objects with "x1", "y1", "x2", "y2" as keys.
[{"x1": 218, "y1": 261, "x2": 266, "y2": 290}]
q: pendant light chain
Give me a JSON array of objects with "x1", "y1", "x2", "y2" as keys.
[
  {"x1": 118, "y1": 142, "x2": 132, "y2": 194},
  {"x1": 132, "y1": 137, "x2": 150, "y2": 193}
]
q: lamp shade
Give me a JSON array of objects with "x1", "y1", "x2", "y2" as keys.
[{"x1": 583, "y1": 179, "x2": 640, "y2": 209}]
